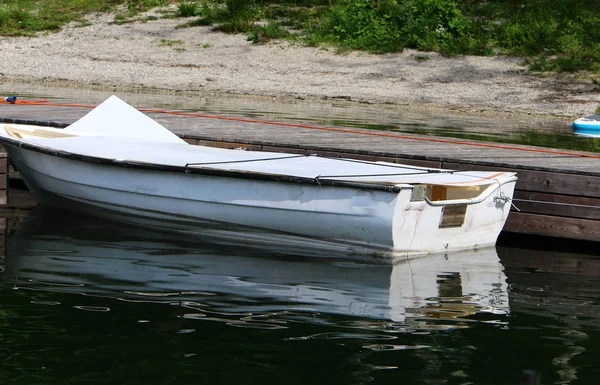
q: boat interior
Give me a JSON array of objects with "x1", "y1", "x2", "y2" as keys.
[{"x1": 3, "y1": 124, "x2": 76, "y2": 139}]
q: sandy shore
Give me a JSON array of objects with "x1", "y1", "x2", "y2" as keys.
[{"x1": 1, "y1": 10, "x2": 598, "y2": 119}]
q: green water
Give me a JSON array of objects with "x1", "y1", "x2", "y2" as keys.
[{"x1": 1, "y1": 209, "x2": 599, "y2": 385}]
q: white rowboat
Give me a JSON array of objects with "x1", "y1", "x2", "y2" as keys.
[{"x1": 0, "y1": 96, "x2": 517, "y2": 257}]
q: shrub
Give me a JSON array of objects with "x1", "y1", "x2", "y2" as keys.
[
  {"x1": 215, "y1": 0, "x2": 259, "y2": 33},
  {"x1": 308, "y1": 0, "x2": 484, "y2": 55},
  {"x1": 178, "y1": 2, "x2": 201, "y2": 18},
  {"x1": 127, "y1": 0, "x2": 166, "y2": 12},
  {"x1": 308, "y1": 0, "x2": 403, "y2": 53},
  {"x1": 247, "y1": 22, "x2": 289, "y2": 44}
]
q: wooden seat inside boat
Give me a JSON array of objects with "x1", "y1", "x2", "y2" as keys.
[{"x1": 3, "y1": 124, "x2": 76, "y2": 139}]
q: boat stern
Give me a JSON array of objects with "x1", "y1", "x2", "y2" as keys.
[{"x1": 391, "y1": 173, "x2": 517, "y2": 256}]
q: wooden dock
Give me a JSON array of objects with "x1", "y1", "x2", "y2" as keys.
[{"x1": 1, "y1": 102, "x2": 599, "y2": 243}]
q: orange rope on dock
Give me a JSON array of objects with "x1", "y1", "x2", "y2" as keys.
[{"x1": 2, "y1": 98, "x2": 598, "y2": 159}]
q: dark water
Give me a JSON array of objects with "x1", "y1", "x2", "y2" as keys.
[
  {"x1": 1, "y1": 209, "x2": 599, "y2": 385},
  {"x1": 2, "y1": 82, "x2": 599, "y2": 153}
]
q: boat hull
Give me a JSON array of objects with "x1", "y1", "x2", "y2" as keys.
[{"x1": 5, "y1": 143, "x2": 515, "y2": 257}]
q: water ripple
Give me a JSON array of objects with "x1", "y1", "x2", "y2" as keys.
[
  {"x1": 73, "y1": 305, "x2": 110, "y2": 312},
  {"x1": 288, "y1": 332, "x2": 397, "y2": 341},
  {"x1": 362, "y1": 344, "x2": 431, "y2": 351}
]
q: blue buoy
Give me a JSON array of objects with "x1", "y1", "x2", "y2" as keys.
[
  {"x1": 572, "y1": 114, "x2": 600, "y2": 137},
  {"x1": 3, "y1": 96, "x2": 17, "y2": 104}
]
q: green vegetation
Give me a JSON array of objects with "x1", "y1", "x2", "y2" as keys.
[
  {"x1": 177, "y1": 2, "x2": 203, "y2": 17},
  {"x1": 413, "y1": 54, "x2": 431, "y2": 63},
  {"x1": 247, "y1": 22, "x2": 290, "y2": 44},
  {"x1": 0, "y1": 1, "x2": 175, "y2": 34},
  {"x1": 0, "y1": 0, "x2": 106, "y2": 34},
  {"x1": 307, "y1": 0, "x2": 600, "y2": 71},
  {"x1": 159, "y1": 38, "x2": 186, "y2": 51},
  {"x1": 1, "y1": 0, "x2": 599, "y2": 72},
  {"x1": 307, "y1": 0, "x2": 488, "y2": 55},
  {"x1": 159, "y1": 38, "x2": 183, "y2": 46}
]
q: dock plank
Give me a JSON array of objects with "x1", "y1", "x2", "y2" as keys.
[{"x1": 505, "y1": 212, "x2": 600, "y2": 241}]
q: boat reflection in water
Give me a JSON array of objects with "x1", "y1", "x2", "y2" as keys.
[{"x1": 3, "y1": 208, "x2": 509, "y2": 327}]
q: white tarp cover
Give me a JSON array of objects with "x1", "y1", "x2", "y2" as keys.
[{"x1": 66, "y1": 95, "x2": 186, "y2": 144}]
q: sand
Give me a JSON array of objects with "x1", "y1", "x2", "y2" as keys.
[{"x1": 1, "y1": 9, "x2": 598, "y2": 119}]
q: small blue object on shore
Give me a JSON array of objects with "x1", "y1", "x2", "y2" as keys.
[
  {"x1": 4, "y1": 96, "x2": 17, "y2": 104},
  {"x1": 572, "y1": 114, "x2": 600, "y2": 138}
]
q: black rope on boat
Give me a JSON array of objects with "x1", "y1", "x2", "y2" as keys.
[
  {"x1": 314, "y1": 171, "x2": 443, "y2": 180},
  {"x1": 332, "y1": 157, "x2": 455, "y2": 173},
  {"x1": 184, "y1": 154, "x2": 308, "y2": 170}
]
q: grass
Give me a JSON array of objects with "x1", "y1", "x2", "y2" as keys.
[
  {"x1": 177, "y1": 2, "x2": 202, "y2": 17},
  {"x1": 0, "y1": 1, "x2": 179, "y2": 35},
  {"x1": 159, "y1": 38, "x2": 183, "y2": 46},
  {"x1": 247, "y1": 22, "x2": 290, "y2": 44},
  {"x1": 0, "y1": 0, "x2": 99, "y2": 35},
  {"x1": 159, "y1": 38, "x2": 186, "y2": 51},
  {"x1": 413, "y1": 54, "x2": 431, "y2": 63},
  {"x1": 1, "y1": 0, "x2": 599, "y2": 73}
]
